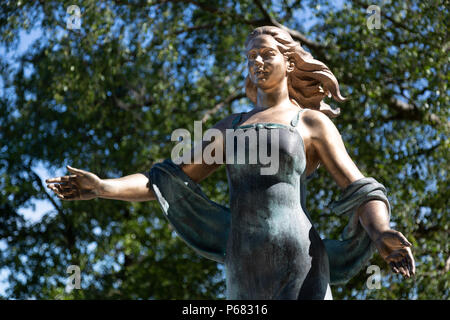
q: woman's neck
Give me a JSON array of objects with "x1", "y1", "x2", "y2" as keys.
[{"x1": 256, "y1": 79, "x2": 291, "y2": 110}]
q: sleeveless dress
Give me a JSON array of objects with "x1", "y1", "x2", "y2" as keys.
[
  {"x1": 224, "y1": 109, "x2": 332, "y2": 299},
  {"x1": 149, "y1": 108, "x2": 391, "y2": 300}
]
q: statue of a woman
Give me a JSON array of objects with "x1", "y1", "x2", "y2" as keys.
[{"x1": 46, "y1": 26, "x2": 415, "y2": 300}]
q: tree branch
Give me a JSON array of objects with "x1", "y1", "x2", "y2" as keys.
[
  {"x1": 280, "y1": 0, "x2": 296, "y2": 22},
  {"x1": 170, "y1": 0, "x2": 326, "y2": 51},
  {"x1": 388, "y1": 97, "x2": 418, "y2": 117},
  {"x1": 29, "y1": 168, "x2": 63, "y2": 214},
  {"x1": 252, "y1": 0, "x2": 326, "y2": 50},
  {"x1": 173, "y1": 23, "x2": 217, "y2": 35},
  {"x1": 386, "y1": 97, "x2": 444, "y2": 126},
  {"x1": 351, "y1": 0, "x2": 417, "y2": 34},
  {"x1": 201, "y1": 89, "x2": 246, "y2": 123}
]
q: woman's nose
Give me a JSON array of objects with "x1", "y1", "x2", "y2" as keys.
[{"x1": 254, "y1": 55, "x2": 264, "y2": 66}]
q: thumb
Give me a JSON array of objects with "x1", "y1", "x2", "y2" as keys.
[
  {"x1": 67, "y1": 165, "x2": 85, "y2": 176},
  {"x1": 396, "y1": 232, "x2": 412, "y2": 247}
]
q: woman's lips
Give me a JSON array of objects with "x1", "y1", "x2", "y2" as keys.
[{"x1": 255, "y1": 70, "x2": 267, "y2": 78}]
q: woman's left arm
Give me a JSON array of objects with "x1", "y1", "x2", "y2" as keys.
[{"x1": 302, "y1": 109, "x2": 415, "y2": 278}]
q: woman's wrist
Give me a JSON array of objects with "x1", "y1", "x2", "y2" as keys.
[
  {"x1": 97, "y1": 179, "x2": 114, "y2": 198},
  {"x1": 357, "y1": 200, "x2": 391, "y2": 242},
  {"x1": 369, "y1": 226, "x2": 392, "y2": 243}
]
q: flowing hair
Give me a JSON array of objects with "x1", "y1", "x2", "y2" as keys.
[{"x1": 245, "y1": 26, "x2": 346, "y2": 118}]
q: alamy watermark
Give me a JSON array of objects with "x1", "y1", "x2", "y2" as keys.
[
  {"x1": 367, "y1": 5, "x2": 381, "y2": 30},
  {"x1": 54, "y1": 265, "x2": 81, "y2": 299},
  {"x1": 66, "y1": 5, "x2": 81, "y2": 30},
  {"x1": 66, "y1": 265, "x2": 81, "y2": 290},
  {"x1": 366, "y1": 264, "x2": 382, "y2": 289},
  {"x1": 170, "y1": 121, "x2": 281, "y2": 175}
]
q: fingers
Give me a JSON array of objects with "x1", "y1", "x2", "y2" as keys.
[
  {"x1": 400, "y1": 238, "x2": 415, "y2": 277},
  {"x1": 58, "y1": 194, "x2": 78, "y2": 201},
  {"x1": 405, "y1": 247, "x2": 416, "y2": 277},
  {"x1": 47, "y1": 183, "x2": 65, "y2": 196},
  {"x1": 47, "y1": 182, "x2": 79, "y2": 200},
  {"x1": 394, "y1": 241, "x2": 415, "y2": 278},
  {"x1": 394, "y1": 261, "x2": 407, "y2": 277},
  {"x1": 66, "y1": 165, "x2": 85, "y2": 176},
  {"x1": 389, "y1": 260, "x2": 409, "y2": 278},
  {"x1": 397, "y1": 232, "x2": 413, "y2": 247},
  {"x1": 381, "y1": 230, "x2": 413, "y2": 250},
  {"x1": 48, "y1": 184, "x2": 65, "y2": 200},
  {"x1": 389, "y1": 262, "x2": 400, "y2": 274},
  {"x1": 399, "y1": 259, "x2": 410, "y2": 278},
  {"x1": 47, "y1": 182, "x2": 75, "y2": 193},
  {"x1": 45, "y1": 164, "x2": 86, "y2": 184},
  {"x1": 45, "y1": 175, "x2": 77, "y2": 183},
  {"x1": 386, "y1": 248, "x2": 415, "y2": 279},
  {"x1": 391, "y1": 260, "x2": 408, "y2": 278},
  {"x1": 54, "y1": 193, "x2": 77, "y2": 201}
]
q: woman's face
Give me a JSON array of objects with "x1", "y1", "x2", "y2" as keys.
[{"x1": 246, "y1": 34, "x2": 289, "y2": 90}]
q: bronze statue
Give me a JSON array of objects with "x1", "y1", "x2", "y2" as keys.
[{"x1": 46, "y1": 26, "x2": 415, "y2": 299}]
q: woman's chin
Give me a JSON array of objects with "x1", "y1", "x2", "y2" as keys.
[
  {"x1": 253, "y1": 78, "x2": 269, "y2": 87},
  {"x1": 255, "y1": 81, "x2": 278, "y2": 91}
]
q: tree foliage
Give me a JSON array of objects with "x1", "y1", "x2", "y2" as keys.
[{"x1": 0, "y1": 0, "x2": 448, "y2": 299}]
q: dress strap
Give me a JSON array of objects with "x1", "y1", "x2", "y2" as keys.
[
  {"x1": 290, "y1": 108, "x2": 305, "y2": 127},
  {"x1": 232, "y1": 112, "x2": 245, "y2": 129}
]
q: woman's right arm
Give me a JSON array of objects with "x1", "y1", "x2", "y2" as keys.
[
  {"x1": 99, "y1": 172, "x2": 156, "y2": 202},
  {"x1": 177, "y1": 113, "x2": 236, "y2": 182},
  {"x1": 46, "y1": 113, "x2": 236, "y2": 202},
  {"x1": 46, "y1": 166, "x2": 156, "y2": 202}
]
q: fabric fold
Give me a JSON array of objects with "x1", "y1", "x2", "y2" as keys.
[
  {"x1": 149, "y1": 159, "x2": 391, "y2": 285},
  {"x1": 149, "y1": 159, "x2": 230, "y2": 263},
  {"x1": 324, "y1": 177, "x2": 391, "y2": 284}
]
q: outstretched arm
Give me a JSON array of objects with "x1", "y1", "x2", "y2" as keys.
[
  {"x1": 302, "y1": 109, "x2": 415, "y2": 278},
  {"x1": 177, "y1": 113, "x2": 235, "y2": 182},
  {"x1": 46, "y1": 166, "x2": 156, "y2": 202},
  {"x1": 46, "y1": 114, "x2": 236, "y2": 201}
]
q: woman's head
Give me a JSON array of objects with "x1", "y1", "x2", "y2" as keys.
[
  {"x1": 246, "y1": 34, "x2": 293, "y2": 93},
  {"x1": 245, "y1": 26, "x2": 345, "y2": 118}
]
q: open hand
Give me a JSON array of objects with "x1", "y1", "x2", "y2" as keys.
[
  {"x1": 374, "y1": 229, "x2": 416, "y2": 279},
  {"x1": 46, "y1": 165, "x2": 102, "y2": 200}
]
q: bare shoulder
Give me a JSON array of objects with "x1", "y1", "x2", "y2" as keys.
[
  {"x1": 301, "y1": 108, "x2": 341, "y2": 140},
  {"x1": 301, "y1": 108, "x2": 334, "y2": 128},
  {"x1": 212, "y1": 112, "x2": 242, "y2": 131}
]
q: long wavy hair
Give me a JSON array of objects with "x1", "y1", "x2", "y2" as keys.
[{"x1": 245, "y1": 26, "x2": 346, "y2": 118}]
